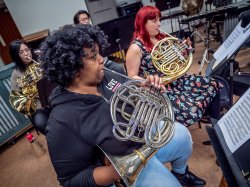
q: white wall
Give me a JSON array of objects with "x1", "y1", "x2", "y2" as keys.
[{"x1": 4, "y1": 0, "x2": 88, "y2": 36}]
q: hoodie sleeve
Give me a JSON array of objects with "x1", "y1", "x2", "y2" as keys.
[
  {"x1": 46, "y1": 115, "x2": 107, "y2": 187},
  {"x1": 62, "y1": 167, "x2": 102, "y2": 187}
]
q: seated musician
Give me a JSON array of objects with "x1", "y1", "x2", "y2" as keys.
[
  {"x1": 9, "y1": 40, "x2": 49, "y2": 134},
  {"x1": 126, "y1": 6, "x2": 222, "y2": 127},
  {"x1": 40, "y1": 24, "x2": 206, "y2": 187}
]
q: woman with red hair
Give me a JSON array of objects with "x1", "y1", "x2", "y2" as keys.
[{"x1": 126, "y1": 5, "x2": 222, "y2": 127}]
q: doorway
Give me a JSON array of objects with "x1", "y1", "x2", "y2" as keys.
[{"x1": 0, "y1": 7, "x2": 22, "y2": 65}]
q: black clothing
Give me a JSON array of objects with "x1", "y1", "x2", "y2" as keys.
[
  {"x1": 31, "y1": 107, "x2": 50, "y2": 135},
  {"x1": 171, "y1": 166, "x2": 206, "y2": 187},
  {"x1": 104, "y1": 59, "x2": 125, "y2": 75},
  {"x1": 46, "y1": 70, "x2": 142, "y2": 187}
]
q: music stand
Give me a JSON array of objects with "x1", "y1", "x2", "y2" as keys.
[
  {"x1": 205, "y1": 10, "x2": 250, "y2": 106},
  {"x1": 206, "y1": 124, "x2": 239, "y2": 187},
  {"x1": 155, "y1": 0, "x2": 181, "y2": 33},
  {"x1": 206, "y1": 10, "x2": 250, "y2": 77}
]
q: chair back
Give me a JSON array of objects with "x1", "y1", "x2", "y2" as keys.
[
  {"x1": 37, "y1": 77, "x2": 57, "y2": 108},
  {"x1": 33, "y1": 78, "x2": 57, "y2": 135}
]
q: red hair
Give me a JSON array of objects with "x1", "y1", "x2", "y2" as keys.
[{"x1": 132, "y1": 6, "x2": 166, "y2": 51}]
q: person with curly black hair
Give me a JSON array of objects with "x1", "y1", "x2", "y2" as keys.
[{"x1": 40, "y1": 24, "x2": 205, "y2": 187}]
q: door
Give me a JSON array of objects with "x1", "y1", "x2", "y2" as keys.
[{"x1": 0, "y1": 8, "x2": 22, "y2": 65}]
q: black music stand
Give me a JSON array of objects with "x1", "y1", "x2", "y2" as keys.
[
  {"x1": 206, "y1": 124, "x2": 238, "y2": 187},
  {"x1": 206, "y1": 10, "x2": 250, "y2": 106},
  {"x1": 156, "y1": 0, "x2": 181, "y2": 33},
  {"x1": 206, "y1": 110, "x2": 250, "y2": 187},
  {"x1": 166, "y1": 2, "x2": 174, "y2": 33}
]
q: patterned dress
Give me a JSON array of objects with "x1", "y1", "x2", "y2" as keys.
[{"x1": 132, "y1": 39, "x2": 222, "y2": 126}]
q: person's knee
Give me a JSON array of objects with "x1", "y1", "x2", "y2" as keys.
[
  {"x1": 32, "y1": 109, "x2": 50, "y2": 134},
  {"x1": 173, "y1": 123, "x2": 193, "y2": 155},
  {"x1": 136, "y1": 156, "x2": 181, "y2": 187}
]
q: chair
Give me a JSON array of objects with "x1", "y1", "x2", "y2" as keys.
[
  {"x1": 198, "y1": 75, "x2": 231, "y2": 128},
  {"x1": 31, "y1": 78, "x2": 57, "y2": 135},
  {"x1": 36, "y1": 77, "x2": 57, "y2": 108}
]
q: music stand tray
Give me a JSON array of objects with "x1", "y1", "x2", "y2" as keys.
[{"x1": 213, "y1": 123, "x2": 250, "y2": 187}]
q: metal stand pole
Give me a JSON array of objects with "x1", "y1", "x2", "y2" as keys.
[
  {"x1": 229, "y1": 59, "x2": 234, "y2": 107},
  {"x1": 167, "y1": 2, "x2": 174, "y2": 33}
]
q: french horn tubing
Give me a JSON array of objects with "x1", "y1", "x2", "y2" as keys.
[
  {"x1": 9, "y1": 57, "x2": 43, "y2": 115},
  {"x1": 100, "y1": 67, "x2": 175, "y2": 187},
  {"x1": 151, "y1": 30, "x2": 193, "y2": 84}
]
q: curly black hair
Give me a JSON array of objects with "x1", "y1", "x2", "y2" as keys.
[{"x1": 40, "y1": 24, "x2": 109, "y2": 87}]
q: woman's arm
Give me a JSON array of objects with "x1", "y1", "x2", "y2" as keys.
[
  {"x1": 10, "y1": 69, "x2": 20, "y2": 91},
  {"x1": 126, "y1": 44, "x2": 165, "y2": 91},
  {"x1": 126, "y1": 43, "x2": 143, "y2": 79},
  {"x1": 93, "y1": 165, "x2": 120, "y2": 186}
]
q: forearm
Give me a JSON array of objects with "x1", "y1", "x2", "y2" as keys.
[
  {"x1": 131, "y1": 75, "x2": 144, "y2": 80},
  {"x1": 93, "y1": 165, "x2": 120, "y2": 186}
]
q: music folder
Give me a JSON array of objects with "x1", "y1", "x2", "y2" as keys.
[{"x1": 214, "y1": 88, "x2": 250, "y2": 186}]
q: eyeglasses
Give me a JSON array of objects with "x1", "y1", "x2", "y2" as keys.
[
  {"x1": 80, "y1": 17, "x2": 89, "y2": 21},
  {"x1": 19, "y1": 48, "x2": 31, "y2": 56}
]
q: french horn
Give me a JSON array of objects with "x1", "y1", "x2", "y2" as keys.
[
  {"x1": 9, "y1": 57, "x2": 43, "y2": 115},
  {"x1": 151, "y1": 32, "x2": 193, "y2": 84},
  {"x1": 101, "y1": 67, "x2": 175, "y2": 187}
]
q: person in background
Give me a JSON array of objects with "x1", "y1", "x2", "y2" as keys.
[
  {"x1": 73, "y1": 9, "x2": 91, "y2": 25},
  {"x1": 9, "y1": 40, "x2": 49, "y2": 134},
  {"x1": 73, "y1": 9, "x2": 126, "y2": 74},
  {"x1": 40, "y1": 24, "x2": 206, "y2": 187},
  {"x1": 126, "y1": 6, "x2": 222, "y2": 127}
]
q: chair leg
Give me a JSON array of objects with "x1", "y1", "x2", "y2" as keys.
[
  {"x1": 28, "y1": 115, "x2": 40, "y2": 135},
  {"x1": 198, "y1": 121, "x2": 202, "y2": 128}
]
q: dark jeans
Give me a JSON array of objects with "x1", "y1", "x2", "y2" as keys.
[
  {"x1": 206, "y1": 93, "x2": 221, "y2": 120},
  {"x1": 31, "y1": 107, "x2": 50, "y2": 135}
]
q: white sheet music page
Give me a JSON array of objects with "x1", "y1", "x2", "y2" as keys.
[
  {"x1": 217, "y1": 88, "x2": 250, "y2": 153},
  {"x1": 212, "y1": 20, "x2": 250, "y2": 69}
]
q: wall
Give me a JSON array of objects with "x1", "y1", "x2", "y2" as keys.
[
  {"x1": 0, "y1": 56, "x2": 4, "y2": 68},
  {"x1": 4, "y1": 0, "x2": 88, "y2": 36}
]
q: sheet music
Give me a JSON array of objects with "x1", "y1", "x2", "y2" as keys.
[
  {"x1": 218, "y1": 88, "x2": 250, "y2": 153},
  {"x1": 212, "y1": 21, "x2": 250, "y2": 69}
]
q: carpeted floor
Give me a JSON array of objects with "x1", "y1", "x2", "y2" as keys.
[{"x1": 0, "y1": 122, "x2": 223, "y2": 187}]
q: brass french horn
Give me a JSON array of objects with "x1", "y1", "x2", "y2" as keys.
[
  {"x1": 9, "y1": 57, "x2": 43, "y2": 115},
  {"x1": 100, "y1": 68, "x2": 175, "y2": 187},
  {"x1": 151, "y1": 32, "x2": 193, "y2": 84}
]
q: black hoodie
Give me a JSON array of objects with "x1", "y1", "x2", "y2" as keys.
[{"x1": 46, "y1": 70, "x2": 143, "y2": 187}]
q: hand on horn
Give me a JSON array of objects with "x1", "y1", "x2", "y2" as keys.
[
  {"x1": 182, "y1": 37, "x2": 194, "y2": 54},
  {"x1": 142, "y1": 74, "x2": 166, "y2": 93}
]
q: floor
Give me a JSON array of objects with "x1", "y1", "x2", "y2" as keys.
[
  {"x1": 0, "y1": 123, "x2": 223, "y2": 187},
  {"x1": 0, "y1": 27, "x2": 249, "y2": 187}
]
